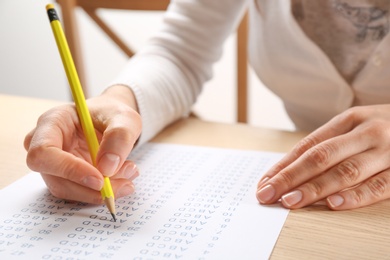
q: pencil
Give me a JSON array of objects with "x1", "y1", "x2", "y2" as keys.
[{"x1": 45, "y1": 4, "x2": 116, "y2": 222}]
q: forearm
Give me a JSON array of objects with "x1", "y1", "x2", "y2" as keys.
[{"x1": 107, "y1": 0, "x2": 247, "y2": 144}]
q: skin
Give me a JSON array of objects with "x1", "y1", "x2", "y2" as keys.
[
  {"x1": 257, "y1": 104, "x2": 390, "y2": 210},
  {"x1": 24, "y1": 85, "x2": 142, "y2": 205},
  {"x1": 25, "y1": 85, "x2": 390, "y2": 210}
]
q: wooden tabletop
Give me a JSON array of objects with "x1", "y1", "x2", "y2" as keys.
[{"x1": 1, "y1": 94, "x2": 389, "y2": 259}]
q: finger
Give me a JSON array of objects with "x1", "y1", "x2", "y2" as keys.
[
  {"x1": 111, "y1": 160, "x2": 140, "y2": 181},
  {"x1": 258, "y1": 111, "x2": 356, "y2": 184},
  {"x1": 26, "y1": 109, "x2": 104, "y2": 191},
  {"x1": 258, "y1": 135, "x2": 322, "y2": 185},
  {"x1": 111, "y1": 178, "x2": 136, "y2": 198},
  {"x1": 28, "y1": 146, "x2": 104, "y2": 191},
  {"x1": 42, "y1": 174, "x2": 136, "y2": 204},
  {"x1": 257, "y1": 128, "x2": 373, "y2": 204},
  {"x1": 280, "y1": 149, "x2": 390, "y2": 208},
  {"x1": 41, "y1": 174, "x2": 104, "y2": 204},
  {"x1": 24, "y1": 128, "x2": 35, "y2": 151},
  {"x1": 94, "y1": 106, "x2": 141, "y2": 177},
  {"x1": 326, "y1": 169, "x2": 390, "y2": 210}
]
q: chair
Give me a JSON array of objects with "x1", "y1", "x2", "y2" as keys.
[{"x1": 55, "y1": 0, "x2": 248, "y2": 123}]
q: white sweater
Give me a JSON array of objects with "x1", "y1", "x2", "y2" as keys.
[{"x1": 111, "y1": 0, "x2": 390, "y2": 144}]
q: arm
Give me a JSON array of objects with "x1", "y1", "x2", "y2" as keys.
[
  {"x1": 24, "y1": 0, "x2": 248, "y2": 203},
  {"x1": 110, "y1": 0, "x2": 248, "y2": 144}
]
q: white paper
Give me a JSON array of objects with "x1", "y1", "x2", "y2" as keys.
[{"x1": 0, "y1": 143, "x2": 289, "y2": 259}]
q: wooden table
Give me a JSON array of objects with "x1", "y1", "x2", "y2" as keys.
[{"x1": 1, "y1": 94, "x2": 389, "y2": 259}]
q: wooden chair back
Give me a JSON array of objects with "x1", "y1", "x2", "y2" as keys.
[{"x1": 55, "y1": 0, "x2": 248, "y2": 122}]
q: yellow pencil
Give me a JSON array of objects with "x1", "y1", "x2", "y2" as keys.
[{"x1": 45, "y1": 4, "x2": 116, "y2": 221}]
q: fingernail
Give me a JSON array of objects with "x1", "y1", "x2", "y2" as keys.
[
  {"x1": 117, "y1": 183, "x2": 135, "y2": 197},
  {"x1": 281, "y1": 190, "x2": 302, "y2": 207},
  {"x1": 83, "y1": 176, "x2": 104, "y2": 190},
  {"x1": 98, "y1": 153, "x2": 120, "y2": 177},
  {"x1": 256, "y1": 184, "x2": 275, "y2": 203},
  {"x1": 124, "y1": 163, "x2": 139, "y2": 180},
  {"x1": 258, "y1": 177, "x2": 270, "y2": 188},
  {"x1": 327, "y1": 194, "x2": 344, "y2": 208}
]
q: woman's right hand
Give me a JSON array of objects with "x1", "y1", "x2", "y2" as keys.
[{"x1": 24, "y1": 85, "x2": 142, "y2": 204}]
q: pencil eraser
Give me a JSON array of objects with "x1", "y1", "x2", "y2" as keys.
[{"x1": 46, "y1": 4, "x2": 55, "y2": 11}]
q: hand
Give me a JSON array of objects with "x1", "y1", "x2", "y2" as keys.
[
  {"x1": 24, "y1": 85, "x2": 142, "y2": 204},
  {"x1": 256, "y1": 105, "x2": 390, "y2": 210}
]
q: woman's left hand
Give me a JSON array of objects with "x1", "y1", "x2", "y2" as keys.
[{"x1": 256, "y1": 104, "x2": 390, "y2": 210}]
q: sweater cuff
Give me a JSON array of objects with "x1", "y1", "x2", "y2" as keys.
[{"x1": 107, "y1": 80, "x2": 156, "y2": 146}]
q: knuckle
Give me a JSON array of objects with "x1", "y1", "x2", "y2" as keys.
[
  {"x1": 276, "y1": 170, "x2": 296, "y2": 188},
  {"x1": 303, "y1": 181, "x2": 323, "y2": 197},
  {"x1": 305, "y1": 144, "x2": 333, "y2": 169},
  {"x1": 348, "y1": 177, "x2": 387, "y2": 206},
  {"x1": 46, "y1": 182, "x2": 66, "y2": 199},
  {"x1": 105, "y1": 124, "x2": 127, "y2": 138},
  {"x1": 106, "y1": 111, "x2": 141, "y2": 145},
  {"x1": 26, "y1": 146, "x2": 45, "y2": 171},
  {"x1": 341, "y1": 107, "x2": 362, "y2": 123},
  {"x1": 56, "y1": 160, "x2": 80, "y2": 183},
  {"x1": 349, "y1": 189, "x2": 366, "y2": 205},
  {"x1": 59, "y1": 165, "x2": 73, "y2": 181},
  {"x1": 293, "y1": 136, "x2": 319, "y2": 158},
  {"x1": 23, "y1": 129, "x2": 34, "y2": 151},
  {"x1": 105, "y1": 126, "x2": 135, "y2": 146},
  {"x1": 92, "y1": 196, "x2": 104, "y2": 205},
  {"x1": 367, "y1": 177, "x2": 388, "y2": 199},
  {"x1": 270, "y1": 161, "x2": 285, "y2": 175},
  {"x1": 334, "y1": 160, "x2": 360, "y2": 185},
  {"x1": 39, "y1": 105, "x2": 75, "y2": 125},
  {"x1": 364, "y1": 120, "x2": 390, "y2": 142}
]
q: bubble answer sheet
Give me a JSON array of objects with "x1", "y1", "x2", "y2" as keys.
[{"x1": 0, "y1": 143, "x2": 289, "y2": 260}]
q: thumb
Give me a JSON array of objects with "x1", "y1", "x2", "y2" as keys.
[{"x1": 96, "y1": 113, "x2": 141, "y2": 177}]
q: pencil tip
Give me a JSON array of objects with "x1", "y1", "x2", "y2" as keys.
[{"x1": 111, "y1": 213, "x2": 117, "y2": 222}]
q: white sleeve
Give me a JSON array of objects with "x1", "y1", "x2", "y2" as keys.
[{"x1": 109, "y1": 0, "x2": 248, "y2": 144}]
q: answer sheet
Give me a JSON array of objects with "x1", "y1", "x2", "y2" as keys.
[{"x1": 0, "y1": 143, "x2": 288, "y2": 259}]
